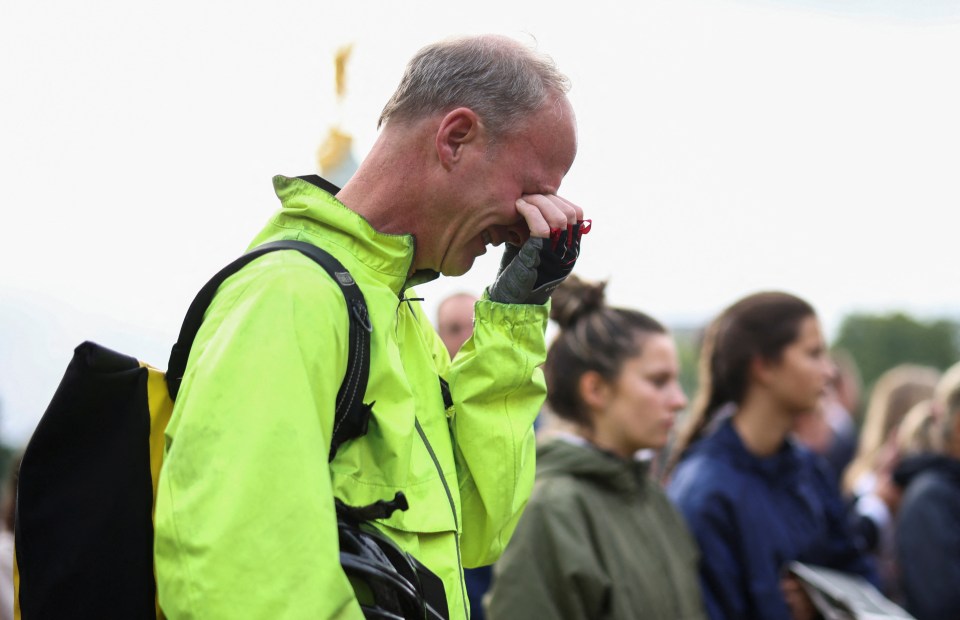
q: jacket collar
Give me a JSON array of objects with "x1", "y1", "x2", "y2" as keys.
[
  {"x1": 894, "y1": 453, "x2": 960, "y2": 488},
  {"x1": 537, "y1": 436, "x2": 652, "y2": 495},
  {"x1": 261, "y1": 175, "x2": 439, "y2": 295},
  {"x1": 702, "y1": 416, "x2": 801, "y2": 485}
]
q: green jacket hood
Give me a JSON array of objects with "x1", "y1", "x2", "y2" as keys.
[
  {"x1": 490, "y1": 438, "x2": 707, "y2": 620},
  {"x1": 536, "y1": 437, "x2": 651, "y2": 495}
]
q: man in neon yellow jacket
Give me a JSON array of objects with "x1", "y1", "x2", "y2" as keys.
[{"x1": 154, "y1": 35, "x2": 585, "y2": 619}]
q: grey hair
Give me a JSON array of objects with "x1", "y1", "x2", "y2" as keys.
[{"x1": 378, "y1": 35, "x2": 571, "y2": 138}]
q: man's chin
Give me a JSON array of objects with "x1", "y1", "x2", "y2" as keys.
[{"x1": 440, "y1": 257, "x2": 475, "y2": 277}]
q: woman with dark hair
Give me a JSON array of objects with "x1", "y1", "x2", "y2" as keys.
[
  {"x1": 486, "y1": 275, "x2": 705, "y2": 620},
  {"x1": 666, "y1": 291, "x2": 875, "y2": 620}
]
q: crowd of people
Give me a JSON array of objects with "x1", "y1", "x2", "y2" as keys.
[
  {"x1": 438, "y1": 280, "x2": 960, "y2": 620},
  {"x1": 5, "y1": 32, "x2": 958, "y2": 620}
]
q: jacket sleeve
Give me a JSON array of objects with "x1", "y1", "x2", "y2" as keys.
[
  {"x1": 686, "y1": 502, "x2": 747, "y2": 620},
  {"x1": 154, "y1": 254, "x2": 364, "y2": 619},
  {"x1": 485, "y1": 483, "x2": 610, "y2": 620},
  {"x1": 669, "y1": 467, "x2": 755, "y2": 620},
  {"x1": 444, "y1": 296, "x2": 548, "y2": 567},
  {"x1": 814, "y1": 460, "x2": 880, "y2": 586}
]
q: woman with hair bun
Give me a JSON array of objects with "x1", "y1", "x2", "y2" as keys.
[
  {"x1": 486, "y1": 275, "x2": 705, "y2": 620},
  {"x1": 666, "y1": 291, "x2": 875, "y2": 620}
]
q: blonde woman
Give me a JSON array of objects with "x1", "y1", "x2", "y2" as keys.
[{"x1": 842, "y1": 364, "x2": 940, "y2": 498}]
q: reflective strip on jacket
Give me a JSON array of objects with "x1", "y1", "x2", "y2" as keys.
[{"x1": 154, "y1": 175, "x2": 548, "y2": 619}]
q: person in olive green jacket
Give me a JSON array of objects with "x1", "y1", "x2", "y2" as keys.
[
  {"x1": 154, "y1": 35, "x2": 587, "y2": 619},
  {"x1": 487, "y1": 276, "x2": 706, "y2": 620}
]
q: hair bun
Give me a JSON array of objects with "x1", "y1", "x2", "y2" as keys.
[{"x1": 550, "y1": 274, "x2": 607, "y2": 329}]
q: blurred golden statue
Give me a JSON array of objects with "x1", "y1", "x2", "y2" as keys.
[{"x1": 317, "y1": 44, "x2": 356, "y2": 186}]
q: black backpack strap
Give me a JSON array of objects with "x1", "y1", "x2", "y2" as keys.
[
  {"x1": 165, "y1": 239, "x2": 373, "y2": 461},
  {"x1": 336, "y1": 492, "x2": 409, "y2": 522}
]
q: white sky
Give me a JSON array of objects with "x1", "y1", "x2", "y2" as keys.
[{"x1": 2, "y1": 0, "x2": 959, "y2": 445}]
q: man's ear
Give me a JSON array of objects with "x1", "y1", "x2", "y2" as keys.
[
  {"x1": 579, "y1": 370, "x2": 611, "y2": 412},
  {"x1": 436, "y1": 107, "x2": 481, "y2": 171}
]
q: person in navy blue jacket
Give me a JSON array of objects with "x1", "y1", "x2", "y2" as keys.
[
  {"x1": 893, "y1": 360, "x2": 960, "y2": 620},
  {"x1": 666, "y1": 291, "x2": 876, "y2": 620}
]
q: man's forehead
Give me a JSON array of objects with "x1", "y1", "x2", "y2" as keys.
[{"x1": 529, "y1": 97, "x2": 577, "y2": 176}]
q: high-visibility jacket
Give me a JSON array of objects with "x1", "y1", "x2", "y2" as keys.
[{"x1": 154, "y1": 175, "x2": 548, "y2": 619}]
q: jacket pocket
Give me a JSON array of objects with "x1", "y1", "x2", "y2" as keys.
[{"x1": 330, "y1": 426, "x2": 460, "y2": 535}]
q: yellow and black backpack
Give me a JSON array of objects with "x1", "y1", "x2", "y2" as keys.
[{"x1": 13, "y1": 237, "x2": 373, "y2": 619}]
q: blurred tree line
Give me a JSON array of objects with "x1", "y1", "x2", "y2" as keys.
[
  {"x1": 832, "y1": 312, "x2": 959, "y2": 390},
  {"x1": 672, "y1": 312, "x2": 960, "y2": 403}
]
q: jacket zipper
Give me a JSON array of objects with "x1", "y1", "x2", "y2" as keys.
[{"x1": 415, "y1": 418, "x2": 470, "y2": 620}]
